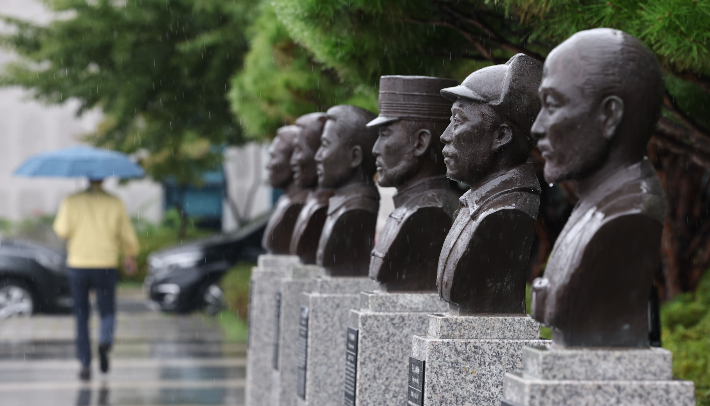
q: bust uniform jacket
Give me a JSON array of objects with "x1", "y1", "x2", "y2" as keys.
[
  {"x1": 316, "y1": 183, "x2": 379, "y2": 276},
  {"x1": 262, "y1": 187, "x2": 309, "y2": 254},
  {"x1": 531, "y1": 159, "x2": 665, "y2": 347},
  {"x1": 289, "y1": 188, "x2": 334, "y2": 264},
  {"x1": 437, "y1": 163, "x2": 541, "y2": 314},
  {"x1": 370, "y1": 176, "x2": 461, "y2": 291}
]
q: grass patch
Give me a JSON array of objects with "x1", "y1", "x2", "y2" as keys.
[
  {"x1": 217, "y1": 262, "x2": 254, "y2": 342},
  {"x1": 662, "y1": 270, "x2": 710, "y2": 405}
]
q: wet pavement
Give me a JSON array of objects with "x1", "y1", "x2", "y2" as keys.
[{"x1": 0, "y1": 287, "x2": 246, "y2": 406}]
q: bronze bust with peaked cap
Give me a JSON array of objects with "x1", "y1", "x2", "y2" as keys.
[
  {"x1": 289, "y1": 112, "x2": 334, "y2": 264},
  {"x1": 530, "y1": 28, "x2": 666, "y2": 348},
  {"x1": 262, "y1": 125, "x2": 309, "y2": 254},
  {"x1": 315, "y1": 105, "x2": 380, "y2": 276},
  {"x1": 367, "y1": 76, "x2": 462, "y2": 292},
  {"x1": 437, "y1": 54, "x2": 543, "y2": 315}
]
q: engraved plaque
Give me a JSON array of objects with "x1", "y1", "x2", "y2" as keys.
[
  {"x1": 272, "y1": 292, "x2": 282, "y2": 370},
  {"x1": 407, "y1": 358, "x2": 425, "y2": 406},
  {"x1": 343, "y1": 327, "x2": 359, "y2": 406},
  {"x1": 296, "y1": 306, "x2": 309, "y2": 399}
]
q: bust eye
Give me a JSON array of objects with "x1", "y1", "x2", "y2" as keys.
[{"x1": 544, "y1": 95, "x2": 559, "y2": 109}]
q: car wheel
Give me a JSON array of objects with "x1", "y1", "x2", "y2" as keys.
[
  {"x1": 203, "y1": 283, "x2": 224, "y2": 316},
  {"x1": 0, "y1": 280, "x2": 34, "y2": 319}
]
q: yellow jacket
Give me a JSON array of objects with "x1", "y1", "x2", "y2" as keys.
[{"x1": 53, "y1": 186, "x2": 140, "y2": 269}]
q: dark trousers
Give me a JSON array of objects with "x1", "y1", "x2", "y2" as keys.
[{"x1": 69, "y1": 268, "x2": 117, "y2": 367}]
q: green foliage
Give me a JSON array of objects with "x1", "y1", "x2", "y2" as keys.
[
  {"x1": 0, "y1": 0, "x2": 256, "y2": 185},
  {"x1": 271, "y1": 0, "x2": 486, "y2": 93},
  {"x1": 229, "y1": 3, "x2": 376, "y2": 139},
  {"x1": 662, "y1": 270, "x2": 710, "y2": 404},
  {"x1": 126, "y1": 208, "x2": 214, "y2": 282},
  {"x1": 217, "y1": 262, "x2": 253, "y2": 342},
  {"x1": 503, "y1": 0, "x2": 710, "y2": 75}
]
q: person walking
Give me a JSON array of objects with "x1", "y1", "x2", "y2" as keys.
[{"x1": 53, "y1": 179, "x2": 140, "y2": 381}]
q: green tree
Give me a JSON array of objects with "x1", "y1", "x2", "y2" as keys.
[
  {"x1": 273, "y1": 0, "x2": 710, "y2": 299},
  {"x1": 229, "y1": 2, "x2": 376, "y2": 140},
  {"x1": 0, "y1": 0, "x2": 256, "y2": 235}
]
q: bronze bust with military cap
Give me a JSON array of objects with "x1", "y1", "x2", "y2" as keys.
[
  {"x1": 288, "y1": 112, "x2": 334, "y2": 264},
  {"x1": 262, "y1": 125, "x2": 309, "y2": 254},
  {"x1": 367, "y1": 76, "x2": 462, "y2": 292},
  {"x1": 315, "y1": 105, "x2": 380, "y2": 276},
  {"x1": 437, "y1": 54, "x2": 543, "y2": 315},
  {"x1": 530, "y1": 29, "x2": 666, "y2": 348}
]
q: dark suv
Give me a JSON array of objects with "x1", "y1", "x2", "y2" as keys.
[
  {"x1": 0, "y1": 239, "x2": 72, "y2": 317},
  {"x1": 144, "y1": 217, "x2": 266, "y2": 313}
]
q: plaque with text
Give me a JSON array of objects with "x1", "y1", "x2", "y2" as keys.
[
  {"x1": 343, "y1": 327, "x2": 359, "y2": 406},
  {"x1": 272, "y1": 292, "x2": 282, "y2": 370},
  {"x1": 296, "y1": 306, "x2": 309, "y2": 399},
  {"x1": 407, "y1": 358, "x2": 425, "y2": 406}
]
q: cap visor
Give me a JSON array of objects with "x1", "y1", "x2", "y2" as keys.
[
  {"x1": 440, "y1": 86, "x2": 486, "y2": 103},
  {"x1": 366, "y1": 116, "x2": 400, "y2": 128}
]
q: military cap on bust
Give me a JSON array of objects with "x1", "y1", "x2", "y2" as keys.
[
  {"x1": 367, "y1": 76, "x2": 459, "y2": 128},
  {"x1": 441, "y1": 54, "x2": 542, "y2": 139}
]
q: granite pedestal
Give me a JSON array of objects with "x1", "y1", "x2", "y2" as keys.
[
  {"x1": 296, "y1": 277, "x2": 380, "y2": 406},
  {"x1": 272, "y1": 265, "x2": 324, "y2": 406},
  {"x1": 410, "y1": 314, "x2": 547, "y2": 406},
  {"x1": 501, "y1": 346, "x2": 696, "y2": 406},
  {"x1": 346, "y1": 291, "x2": 449, "y2": 406},
  {"x1": 245, "y1": 254, "x2": 301, "y2": 406}
]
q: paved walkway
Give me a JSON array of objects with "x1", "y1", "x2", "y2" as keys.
[{"x1": 0, "y1": 287, "x2": 246, "y2": 406}]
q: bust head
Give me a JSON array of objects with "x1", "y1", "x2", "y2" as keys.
[
  {"x1": 367, "y1": 76, "x2": 457, "y2": 190},
  {"x1": 266, "y1": 125, "x2": 299, "y2": 189},
  {"x1": 291, "y1": 113, "x2": 327, "y2": 189},
  {"x1": 315, "y1": 105, "x2": 378, "y2": 189},
  {"x1": 440, "y1": 54, "x2": 542, "y2": 186},
  {"x1": 532, "y1": 28, "x2": 664, "y2": 184}
]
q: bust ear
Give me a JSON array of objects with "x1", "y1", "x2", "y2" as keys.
[
  {"x1": 492, "y1": 123, "x2": 513, "y2": 152},
  {"x1": 413, "y1": 129, "x2": 433, "y2": 157},
  {"x1": 350, "y1": 145, "x2": 363, "y2": 168},
  {"x1": 601, "y1": 96, "x2": 624, "y2": 141}
]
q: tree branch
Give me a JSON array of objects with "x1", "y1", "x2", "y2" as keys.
[
  {"x1": 437, "y1": 3, "x2": 546, "y2": 62},
  {"x1": 651, "y1": 130, "x2": 710, "y2": 168},
  {"x1": 402, "y1": 17, "x2": 497, "y2": 63},
  {"x1": 663, "y1": 92, "x2": 710, "y2": 139},
  {"x1": 672, "y1": 70, "x2": 710, "y2": 96}
]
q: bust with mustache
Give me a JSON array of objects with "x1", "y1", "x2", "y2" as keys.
[
  {"x1": 530, "y1": 29, "x2": 666, "y2": 348},
  {"x1": 367, "y1": 76, "x2": 462, "y2": 292},
  {"x1": 437, "y1": 54, "x2": 543, "y2": 315}
]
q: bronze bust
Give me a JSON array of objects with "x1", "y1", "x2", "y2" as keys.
[
  {"x1": 437, "y1": 54, "x2": 543, "y2": 315},
  {"x1": 530, "y1": 29, "x2": 666, "y2": 348},
  {"x1": 367, "y1": 76, "x2": 462, "y2": 292},
  {"x1": 289, "y1": 113, "x2": 335, "y2": 264},
  {"x1": 262, "y1": 125, "x2": 309, "y2": 254},
  {"x1": 315, "y1": 105, "x2": 380, "y2": 276}
]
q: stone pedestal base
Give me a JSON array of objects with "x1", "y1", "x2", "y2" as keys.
[
  {"x1": 501, "y1": 346, "x2": 695, "y2": 406},
  {"x1": 411, "y1": 314, "x2": 546, "y2": 406},
  {"x1": 245, "y1": 254, "x2": 301, "y2": 406},
  {"x1": 273, "y1": 265, "x2": 324, "y2": 406},
  {"x1": 297, "y1": 277, "x2": 379, "y2": 406},
  {"x1": 347, "y1": 291, "x2": 448, "y2": 406}
]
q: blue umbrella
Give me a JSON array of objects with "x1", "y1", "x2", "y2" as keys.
[{"x1": 14, "y1": 146, "x2": 145, "y2": 180}]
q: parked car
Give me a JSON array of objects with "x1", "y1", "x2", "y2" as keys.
[
  {"x1": 145, "y1": 216, "x2": 267, "y2": 314},
  {"x1": 0, "y1": 239, "x2": 72, "y2": 318}
]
